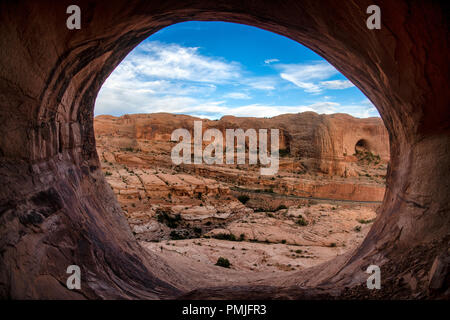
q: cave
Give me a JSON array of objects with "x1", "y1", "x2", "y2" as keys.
[
  {"x1": 0, "y1": 1, "x2": 448, "y2": 299},
  {"x1": 355, "y1": 139, "x2": 370, "y2": 154}
]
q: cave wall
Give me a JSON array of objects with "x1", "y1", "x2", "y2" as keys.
[{"x1": 0, "y1": 0, "x2": 448, "y2": 299}]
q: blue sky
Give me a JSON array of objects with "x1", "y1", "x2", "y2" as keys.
[{"x1": 95, "y1": 21, "x2": 379, "y2": 119}]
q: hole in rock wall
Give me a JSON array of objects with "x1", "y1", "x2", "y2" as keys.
[
  {"x1": 1, "y1": 0, "x2": 447, "y2": 300},
  {"x1": 93, "y1": 22, "x2": 389, "y2": 280},
  {"x1": 355, "y1": 139, "x2": 370, "y2": 154}
]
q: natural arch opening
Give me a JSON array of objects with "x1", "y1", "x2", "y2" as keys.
[
  {"x1": 355, "y1": 139, "x2": 370, "y2": 154},
  {"x1": 0, "y1": 1, "x2": 448, "y2": 300},
  {"x1": 93, "y1": 21, "x2": 388, "y2": 283}
]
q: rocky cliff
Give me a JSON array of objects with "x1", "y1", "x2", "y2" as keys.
[{"x1": 95, "y1": 112, "x2": 389, "y2": 177}]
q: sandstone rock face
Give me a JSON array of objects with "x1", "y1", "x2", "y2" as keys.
[
  {"x1": 140, "y1": 203, "x2": 377, "y2": 287},
  {"x1": 95, "y1": 112, "x2": 389, "y2": 177},
  {"x1": 0, "y1": 0, "x2": 448, "y2": 299},
  {"x1": 96, "y1": 113, "x2": 388, "y2": 203}
]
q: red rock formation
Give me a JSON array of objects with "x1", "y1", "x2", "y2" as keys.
[
  {"x1": 95, "y1": 112, "x2": 389, "y2": 177},
  {"x1": 0, "y1": 0, "x2": 448, "y2": 299},
  {"x1": 96, "y1": 112, "x2": 388, "y2": 202}
]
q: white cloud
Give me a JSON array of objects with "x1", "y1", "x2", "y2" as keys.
[
  {"x1": 319, "y1": 80, "x2": 354, "y2": 89},
  {"x1": 224, "y1": 92, "x2": 251, "y2": 99},
  {"x1": 244, "y1": 77, "x2": 277, "y2": 90},
  {"x1": 121, "y1": 41, "x2": 241, "y2": 84},
  {"x1": 95, "y1": 41, "x2": 281, "y2": 115},
  {"x1": 264, "y1": 58, "x2": 279, "y2": 64},
  {"x1": 135, "y1": 98, "x2": 375, "y2": 119},
  {"x1": 276, "y1": 62, "x2": 353, "y2": 93},
  {"x1": 95, "y1": 41, "x2": 377, "y2": 119},
  {"x1": 280, "y1": 73, "x2": 322, "y2": 93}
]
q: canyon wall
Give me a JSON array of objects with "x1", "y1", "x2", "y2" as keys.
[{"x1": 95, "y1": 112, "x2": 389, "y2": 177}]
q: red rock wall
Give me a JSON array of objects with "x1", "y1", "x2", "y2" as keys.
[{"x1": 0, "y1": 0, "x2": 448, "y2": 299}]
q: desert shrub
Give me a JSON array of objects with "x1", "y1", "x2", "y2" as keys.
[
  {"x1": 329, "y1": 242, "x2": 337, "y2": 247},
  {"x1": 356, "y1": 150, "x2": 381, "y2": 164},
  {"x1": 295, "y1": 249, "x2": 303, "y2": 254},
  {"x1": 212, "y1": 233, "x2": 237, "y2": 241},
  {"x1": 105, "y1": 171, "x2": 113, "y2": 176},
  {"x1": 281, "y1": 239, "x2": 287, "y2": 244},
  {"x1": 266, "y1": 213, "x2": 275, "y2": 218},
  {"x1": 354, "y1": 225, "x2": 362, "y2": 232},
  {"x1": 296, "y1": 215, "x2": 308, "y2": 226},
  {"x1": 237, "y1": 195, "x2": 250, "y2": 204},
  {"x1": 215, "y1": 257, "x2": 231, "y2": 268},
  {"x1": 169, "y1": 231, "x2": 186, "y2": 240},
  {"x1": 193, "y1": 227, "x2": 202, "y2": 234},
  {"x1": 357, "y1": 218, "x2": 375, "y2": 224}
]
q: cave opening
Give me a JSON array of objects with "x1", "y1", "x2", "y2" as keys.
[
  {"x1": 93, "y1": 21, "x2": 388, "y2": 283},
  {"x1": 1, "y1": 1, "x2": 447, "y2": 300},
  {"x1": 355, "y1": 139, "x2": 370, "y2": 154}
]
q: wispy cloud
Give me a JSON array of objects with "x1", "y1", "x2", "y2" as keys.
[
  {"x1": 95, "y1": 41, "x2": 375, "y2": 119},
  {"x1": 276, "y1": 62, "x2": 354, "y2": 93},
  {"x1": 264, "y1": 58, "x2": 279, "y2": 64},
  {"x1": 224, "y1": 92, "x2": 251, "y2": 99},
  {"x1": 125, "y1": 41, "x2": 241, "y2": 83},
  {"x1": 138, "y1": 99, "x2": 378, "y2": 119},
  {"x1": 319, "y1": 80, "x2": 354, "y2": 90}
]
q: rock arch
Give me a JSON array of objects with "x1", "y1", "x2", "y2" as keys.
[
  {"x1": 355, "y1": 139, "x2": 370, "y2": 154},
  {"x1": 0, "y1": 0, "x2": 448, "y2": 299}
]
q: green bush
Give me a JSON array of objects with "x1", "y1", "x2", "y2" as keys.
[
  {"x1": 296, "y1": 216, "x2": 308, "y2": 226},
  {"x1": 212, "y1": 233, "x2": 237, "y2": 241},
  {"x1": 215, "y1": 257, "x2": 231, "y2": 268},
  {"x1": 193, "y1": 227, "x2": 202, "y2": 234},
  {"x1": 357, "y1": 218, "x2": 375, "y2": 224},
  {"x1": 170, "y1": 231, "x2": 185, "y2": 240},
  {"x1": 105, "y1": 171, "x2": 113, "y2": 176}
]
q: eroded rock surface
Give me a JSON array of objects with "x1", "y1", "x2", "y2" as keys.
[{"x1": 0, "y1": 0, "x2": 448, "y2": 299}]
